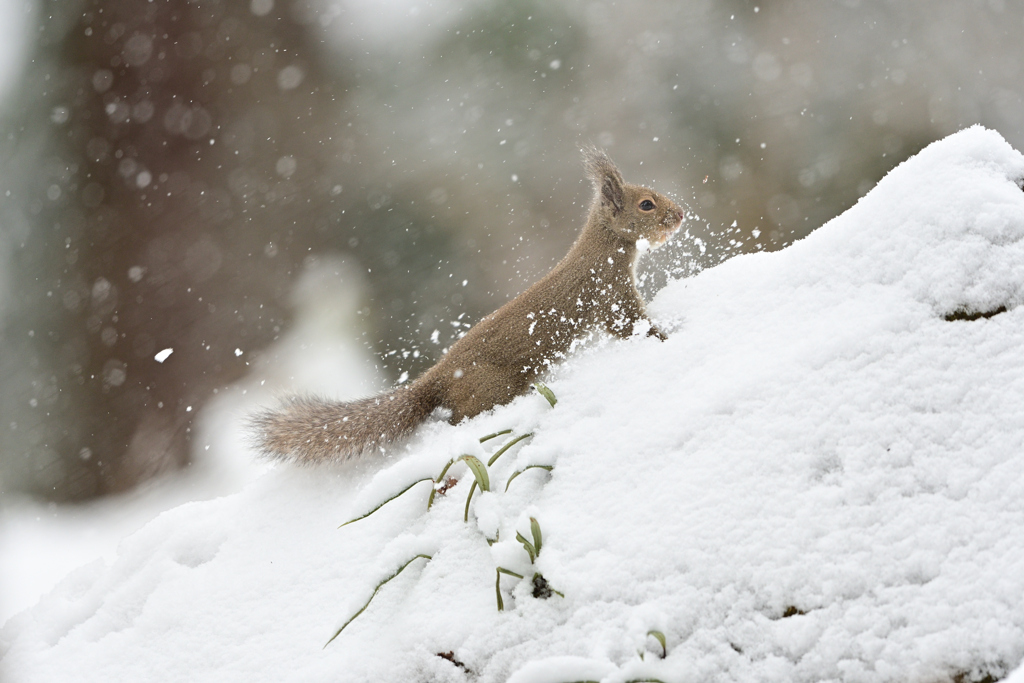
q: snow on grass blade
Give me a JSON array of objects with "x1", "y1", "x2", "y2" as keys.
[
  {"x1": 495, "y1": 567, "x2": 525, "y2": 611},
  {"x1": 529, "y1": 517, "x2": 542, "y2": 557},
  {"x1": 647, "y1": 630, "x2": 667, "y2": 658},
  {"x1": 324, "y1": 554, "x2": 432, "y2": 647},
  {"x1": 486, "y1": 432, "x2": 533, "y2": 467},
  {"x1": 459, "y1": 455, "x2": 490, "y2": 492},
  {"x1": 459, "y1": 455, "x2": 489, "y2": 522},
  {"x1": 479, "y1": 428, "x2": 513, "y2": 443},
  {"x1": 504, "y1": 465, "x2": 553, "y2": 492},
  {"x1": 516, "y1": 531, "x2": 537, "y2": 564},
  {"x1": 339, "y1": 478, "x2": 433, "y2": 528},
  {"x1": 533, "y1": 381, "x2": 558, "y2": 407}
]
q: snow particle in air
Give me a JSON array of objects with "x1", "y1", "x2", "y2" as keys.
[
  {"x1": 753, "y1": 52, "x2": 781, "y2": 81},
  {"x1": 277, "y1": 65, "x2": 304, "y2": 90},
  {"x1": 276, "y1": 155, "x2": 297, "y2": 178},
  {"x1": 155, "y1": 348, "x2": 174, "y2": 363},
  {"x1": 231, "y1": 64, "x2": 252, "y2": 85},
  {"x1": 122, "y1": 33, "x2": 154, "y2": 67},
  {"x1": 50, "y1": 106, "x2": 69, "y2": 124},
  {"x1": 92, "y1": 69, "x2": 113, "y2": 93},
  {"x1": 163, "y1": 102, "x2": 212, "y2": 140},
  {"x1": 132, "y1": 101, "x2": 155, "y2": 123},
  {"x1": 92, "y1": 277, "x2": 112, "y2": 304},
  {"x1": 251, "y1": 0, "x2": 274, "y2": 17},
  {"x1": 102, "y1": 359, "x2": 127, "y2": 387}
]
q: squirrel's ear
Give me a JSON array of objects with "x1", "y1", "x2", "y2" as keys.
[{"x1": 583, "y1": 146, "x2": 625, "y2": 215}]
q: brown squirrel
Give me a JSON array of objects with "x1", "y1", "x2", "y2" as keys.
[{"x1": 250, "y1": 148, "x2": 685, "y2": 464}]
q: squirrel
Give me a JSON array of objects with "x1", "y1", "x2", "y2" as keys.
[{"x1": 250, "y1": 147, "x2": 685, "y2": 464}]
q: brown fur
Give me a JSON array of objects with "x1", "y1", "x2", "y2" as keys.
[{"x1": 250, "y1": 147, "x2": 684, "y2": 463}]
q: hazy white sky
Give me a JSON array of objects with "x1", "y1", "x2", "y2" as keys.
[{"x1": 0, "y1": 0, "x2": 33, "y2": 100}]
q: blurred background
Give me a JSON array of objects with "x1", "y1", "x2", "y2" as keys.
[{"x1": 1, "y1": 0, "x2": 1022, "y2": 620}]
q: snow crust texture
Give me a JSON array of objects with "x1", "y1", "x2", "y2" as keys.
[{"x1": 4, "y1": 126, "x2": 1024, "y2": 683}]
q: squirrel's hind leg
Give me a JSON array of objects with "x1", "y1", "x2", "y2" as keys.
[{"x1": 444, "y1": 363, "x2": 530, "y2": 424}]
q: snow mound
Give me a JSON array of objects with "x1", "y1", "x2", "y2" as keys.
[{"x1": 4, "y1": 126, "x2": 1024, "y2": 683}]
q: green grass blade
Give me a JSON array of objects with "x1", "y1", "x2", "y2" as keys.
[
  {"x1": 516, "y1": 531, "x2": 537, "y2": 563},
  {"x1": 647, "y1": 630, "x2": 667, "y2": 658},
  {"x1": 533, "y1": 381, "x2": 558, "y2": 407},
  {"x1": 479, "y1": 429, "x2": 512, "y2": 443},
  {"x1": 463, "y1": 480, "x2": 478, "y2": 522},
  {"x1": 496, "y1": 567, "x2": 524, "y2": 579},
  {"x1": 324, "y1": 554, "x2": 431, "y2": 647},
  {"x1": 529, "y1": 517, "x2": 543, "y2": 557},
  {"x1": 458, "y1": 455, "x2": 490, "y2": 491},
  {"x1": 495, "y1": 567, "x2": 526, "y2": 612},
  {"x1": 504, "y1": 465, "x2": 553, "y2": 492},
  {"x1": 458, "y1": 454, "x2": 490, "y2": 522},
  {"x1": 426, "y1": 458, "x2": 456, "y2": 510},
  {"x1": 340, "y1": 478, "x2": 433, "y2": 528},
  {"x1": 486, "y1": 432, "x2": 533, "y2": 467}
]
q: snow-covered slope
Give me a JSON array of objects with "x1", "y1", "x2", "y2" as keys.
[
  {"x1": 0, "y1": 256, "x2": 381, "y2": 623},
  {"x1": 3, "y1": 126, "x2": 1024, "y2": 683}
]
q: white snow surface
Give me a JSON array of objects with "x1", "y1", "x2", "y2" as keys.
[
  {"x1": 0, "y1": 256, "x2": 381, "y2": 624},
  {"x1": 4, "y1": 126, "x2": 1024, "y2": 682}
]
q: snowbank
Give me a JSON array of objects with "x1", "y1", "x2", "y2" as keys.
[
  {"x1": 0, "y1": 256, "x2": 380, "y2": 623},
  {"x1": 3, "y1": 126, "x2": 1024, "y2": 683}
]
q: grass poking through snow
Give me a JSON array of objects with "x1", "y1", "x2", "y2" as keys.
[
  {"x1": 339, "y1": 478, "x2": 434, "y2": 528},
  {"x1": 324, "y1": 554, "x2": 432, "y2": 646}
]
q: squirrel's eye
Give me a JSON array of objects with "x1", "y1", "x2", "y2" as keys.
[{"x1": 639, "y1": 199, "x2": 656, "y2": 211}]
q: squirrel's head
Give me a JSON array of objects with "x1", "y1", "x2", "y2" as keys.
[{"x1": 583, "y1": 146, "x2": 684, "y2": 248}]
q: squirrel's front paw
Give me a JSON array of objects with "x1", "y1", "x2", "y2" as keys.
[{"x1": 647, "y1": 325, "x2": 668, "y2": 341}]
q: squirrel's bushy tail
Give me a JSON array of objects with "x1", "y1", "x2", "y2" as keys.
[{"x1": 250, "y1": 379, "x2": 441, "y2": 464}]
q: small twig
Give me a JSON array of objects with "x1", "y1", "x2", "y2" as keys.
[{"x1": 427, "y1": 459, "x2": 456, "y2": 510}]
